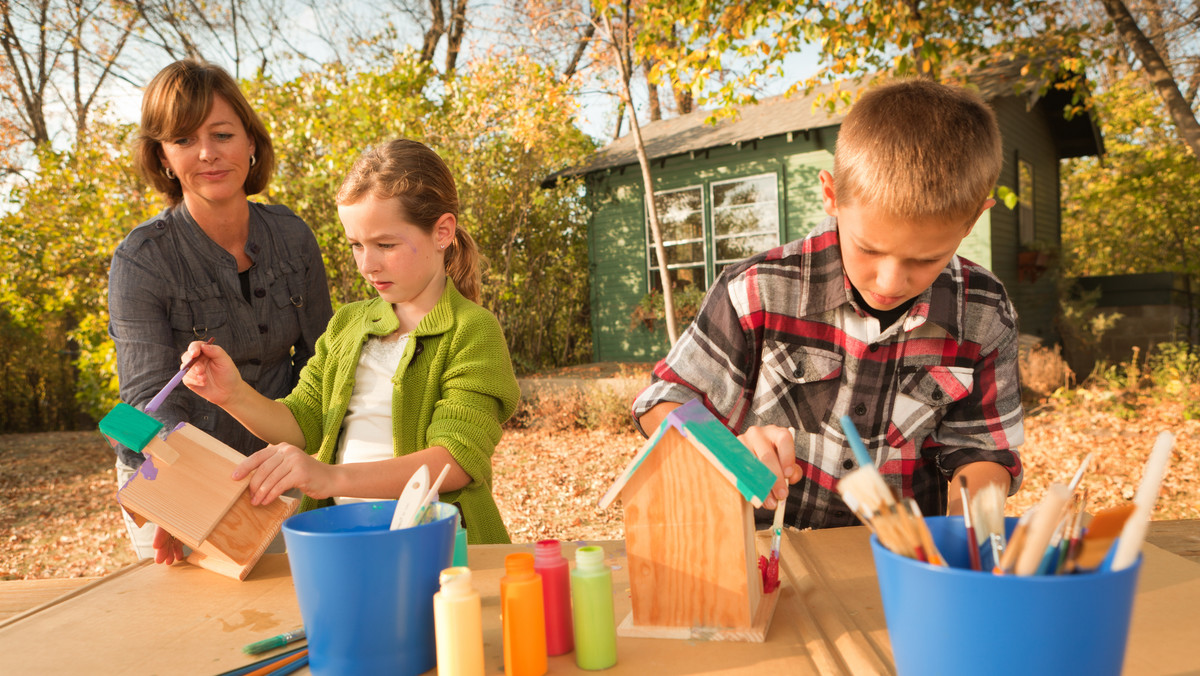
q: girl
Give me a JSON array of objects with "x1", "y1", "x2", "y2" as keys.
[{"x1": 175, "y1": 139, "x2": 521, "y2": 559}]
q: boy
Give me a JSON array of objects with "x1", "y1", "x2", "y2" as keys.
[{"x1": 632, "y1": 78, "x2": 1024, "y2": 530}]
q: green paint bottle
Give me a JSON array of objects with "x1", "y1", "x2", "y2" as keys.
[{"x1": 570, "y1": 545, "x2": 618, "y2": 670}]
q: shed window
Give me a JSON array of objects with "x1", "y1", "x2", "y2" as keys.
[
  {"x1": 646, "y1": 173, "x2": 780, "y2": 293},
  {"x1": 647, "y1": 186, "x2": 707, "y2": 293},
  {"x1": 711, "y1": 174, "x2": 779, "y2": 277}
]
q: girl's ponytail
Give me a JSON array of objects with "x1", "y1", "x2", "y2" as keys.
[{"x1": 445, "y1": 225, "x2": 482, "y2": 304}]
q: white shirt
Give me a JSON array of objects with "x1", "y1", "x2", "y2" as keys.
[{"x1": 333, "y1": 332, "x2": 410, "y2": 505}]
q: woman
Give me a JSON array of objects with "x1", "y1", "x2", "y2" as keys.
[{"x1": 108, "y1": 59, "x2": 333, "y2": 559}]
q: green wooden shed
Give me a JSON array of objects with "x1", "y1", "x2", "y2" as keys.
[{"x1": 565, "y1": 64, "x2": 1103, "y2": 362}]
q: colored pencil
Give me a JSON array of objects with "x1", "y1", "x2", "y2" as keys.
[{"x1": 216, "y1": 646, "x2": 306, "y2": 676}]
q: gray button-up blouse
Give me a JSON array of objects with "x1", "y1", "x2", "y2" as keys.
[{"x1": 107, "y1": 201, "x2": 334, "y2": 469}]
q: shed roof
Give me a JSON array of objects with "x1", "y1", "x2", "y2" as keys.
[
  {"x1": 555, "y1": 60, "x2": 1102, "y2": 181},
  {"x1": 599, "y1": 399, "x2": 777, "y2": 509}
]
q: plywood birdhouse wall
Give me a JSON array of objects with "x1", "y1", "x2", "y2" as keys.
[{"x1": 600, "y1": 399, "x2": 780, "y2": 641}]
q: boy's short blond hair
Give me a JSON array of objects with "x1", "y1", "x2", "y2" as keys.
[{"x1": 833, "y1": 78, "x2": 1002, "y2": 223}]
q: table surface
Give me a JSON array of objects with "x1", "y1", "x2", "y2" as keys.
[{"x1": 2, "y1": 520, "x2": 1198, "y2": 675}]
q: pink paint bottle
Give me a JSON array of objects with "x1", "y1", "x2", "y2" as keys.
[
  {"x1": 502, "y1": 552, "x2": 547, "y2": 676},
  {"x1": 535, "y1": 539, "x2": 575, "y2": 656}
]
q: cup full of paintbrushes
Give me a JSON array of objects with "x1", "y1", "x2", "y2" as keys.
[{"x1": 871, "y1": 515, "x2": 1141, "y2": 676}]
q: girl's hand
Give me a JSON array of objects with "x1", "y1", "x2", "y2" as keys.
[
  {"x1": 739, "y1": 425, "x2": 800, "y2": 510},
  {"x1": 180, "y1": 340, "x2": 243, "y2": 406},
  {"x1": 152, "y1": 525, "x2": 185, "y2": 565},
  {"x1": 234, "y1": 444, "x2": 338, "y2": 505}
]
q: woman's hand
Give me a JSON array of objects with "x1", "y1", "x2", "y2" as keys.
[
  {"x1": 233, "y1": 444, "x2": 338, "y2": 505},
  {"x1": 738, "y1": 425, "x2": 800, "y2": 510},
  {"x1": 181, "y1": 340, "x2": 243, "y2": 406},
  {"x1": 152, "y1": 525, "x2": 185, "y2": 565}
]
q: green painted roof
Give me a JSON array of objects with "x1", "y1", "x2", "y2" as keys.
[
  {"x1": 599, "y1": 399, "x2": 777, "y2": 508},
  {"x1": 99, "y1": 403, "x2": 163, "y2": 454}
]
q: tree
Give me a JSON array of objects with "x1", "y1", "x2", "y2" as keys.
[
  {"x1": 1062, "y1": 72, "x2": 1199, "y2": 313},
  {"x1": 0, "y1": 0, "x2": 138, "y2": 174},
  {"x1": 1099, "y1": 0, "x2": 1200, "y2": 159}
]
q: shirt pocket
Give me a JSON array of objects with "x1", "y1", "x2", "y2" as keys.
[
  {"x1": 168, "y1": 282, "x2": 229, "y2": 341},
  {"x1": 889, "y1": 365, "x2": 974, "y2": 445},
  {"x1": 754, "y1": 341, "x2": 843, "y2": 431}
]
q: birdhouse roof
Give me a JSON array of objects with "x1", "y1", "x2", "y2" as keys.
[{"x1": 599, "y1": 399, "x2": 777, "y2": 509}]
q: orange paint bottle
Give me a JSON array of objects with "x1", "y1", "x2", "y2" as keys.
[{"x1": 501, "y1": 552, "x2": 547, "y2": 676}]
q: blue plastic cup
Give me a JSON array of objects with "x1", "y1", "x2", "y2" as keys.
[
  {"x1": 283, "y1": 501, "x2": 458, "y2": 675},
  {"x1": 872, "y1": 515, "x2": 1141, "y2": 676}
]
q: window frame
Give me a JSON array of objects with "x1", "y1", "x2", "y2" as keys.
[{"x1": 644, "y1": 171, "x2": 782, "y2": 293}]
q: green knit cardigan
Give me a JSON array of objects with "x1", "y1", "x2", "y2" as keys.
[{"x1": 281, "y1": 281, "x2": 521, "y2": 544}]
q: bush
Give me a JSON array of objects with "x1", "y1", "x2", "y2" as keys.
[{"x1": 1019, "y1": 341, "x2": 1074, "y2": 403}]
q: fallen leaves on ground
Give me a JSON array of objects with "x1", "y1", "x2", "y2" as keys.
[{"x1": 2, "y1": 389, "x2": 1196, "y2": 579}]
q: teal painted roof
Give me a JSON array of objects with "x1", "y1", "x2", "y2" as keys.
[{"x1": 599, "y1": 399, "x2": 777, "y2": 508}]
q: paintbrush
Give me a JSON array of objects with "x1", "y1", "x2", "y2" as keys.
[
  {"x1": 1014, "y1": 483, "x2": 1071, "y2": 576},
  {"x1": 145, "y1": 336, "x2": 215, "y2": 413},
  {"x1": 903, "y1": 498, "x2": 946, "y2": 566},
  {"x1": 1072, "y1": 503, "x2": 1136, "y2": 571},
  {"x1": 959, "y1": 477, "x2": 982, "y2": 571},
  {"x1": 970, "y1": 482, "x2": 1007, "y2": 571},
  {"x1": 835, "y1": 415, "x2": 895, "y2": 513},
  {"x1": 242, "y1": 627, "x2": 305, "y2": 655},
  {"x1": 1067, "y1": 451, "x2": 1095, "y2": 494},
  {"x1": 996, "y1": 507, "x2": 1034, "y2": 574},
  {"x1": 1109, "y1": 431, "x2": 1176, "y2": 571},
  {"x1": 770, "y1": 426, "x2": 796, "y2": 558}
]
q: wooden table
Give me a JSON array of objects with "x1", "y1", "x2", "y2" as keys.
[{"x1": 2, "y1": 521, "x2": 1198, "y2": 675}]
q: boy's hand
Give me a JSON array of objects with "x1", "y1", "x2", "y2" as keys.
[
  {"x1": 739, "y1": 425, "x2": 800, "y2": 510},
  {"x1": 181, "y1": 340, "x2": 243, "y2": 406},
  {"x1": 151, "y1": 525, "x2": 185, "y2": 565},
  {"x1": 233, "y1": 443, "x2": 335, "y2": 505}
]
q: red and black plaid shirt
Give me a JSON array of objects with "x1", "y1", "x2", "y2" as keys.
[{"x1": 632, "y1": 217, "x2": 1024, "y2": 530}]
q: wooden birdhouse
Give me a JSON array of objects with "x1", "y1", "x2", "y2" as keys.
[
  {"x1": 100, "y1": 403, "x2": 296, "y2": 581},
  {"x1": 599, "y1": 399, "x2": 781, "y2": 641}
]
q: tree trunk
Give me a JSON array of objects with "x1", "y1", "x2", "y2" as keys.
[
  {"x1": 1100, "y1": 0, "x2": 1200, "y2": 159},
  {"x1": 421, "y1": 0, "x2": 446, "y2": 64},
  {"x1": 644, "y1": 60, "x2": 661, "y2": 121},
  {"x1": 444, "y1": 0, "x2": 467, "y2": 74},
  {"x1": 603, "y1": 5, "x2": 679, "y2": 345},
  {"x1": 562, "y1": 16, "x2": 595, "y2": 80}
]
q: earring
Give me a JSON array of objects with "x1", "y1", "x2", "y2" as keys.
[
  {"x1": 163, "y1": 167, "x2": 176, "y2": 180},
  {"x1": 249, "y1": 154, "x2": 256, "y2": 167}
]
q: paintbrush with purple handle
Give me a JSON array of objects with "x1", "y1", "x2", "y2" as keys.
[{"x1": 144, "y1": 337, "x2": 214, "y2": 413}]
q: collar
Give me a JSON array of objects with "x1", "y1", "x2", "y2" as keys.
[
  {"x1": 794, "y1": 216, "x2": 966, "y2": 344},
  {"x1": 359, "y1": 279, "x2": 462, "y2": 338},
  {"x1": 172, "y1": 201, "x2": 264, "y2": 265}
]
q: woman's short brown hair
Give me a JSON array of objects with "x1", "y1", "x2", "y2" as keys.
[{"x1": 133, "y1": 59, "x2": 274, "y2": 205}]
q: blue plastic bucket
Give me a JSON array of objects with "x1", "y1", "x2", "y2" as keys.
[
  {"x1": 871, "y1": 515, "x2": 1141, "y2": 676},
  {"x1": 283, "y1": 501, "x2": 457, "y2": 675}
]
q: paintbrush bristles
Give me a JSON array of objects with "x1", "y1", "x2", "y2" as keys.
[{"x1": 970, "y1": 482, "x2": 1007, "y2": 548}]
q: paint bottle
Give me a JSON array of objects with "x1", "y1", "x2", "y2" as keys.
[
  {"x1": 534, "y1": 539, "x2": 574, "y2": 656},
  {"x1": 570, "y1": 545, "x2": 618, "y2": 670},
  {"x1": 501, "y1": 552, "x2": 548, "y2": 676},
  {"x1": 433, "y1": 566, "x2": 484, "y2": 676}
]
